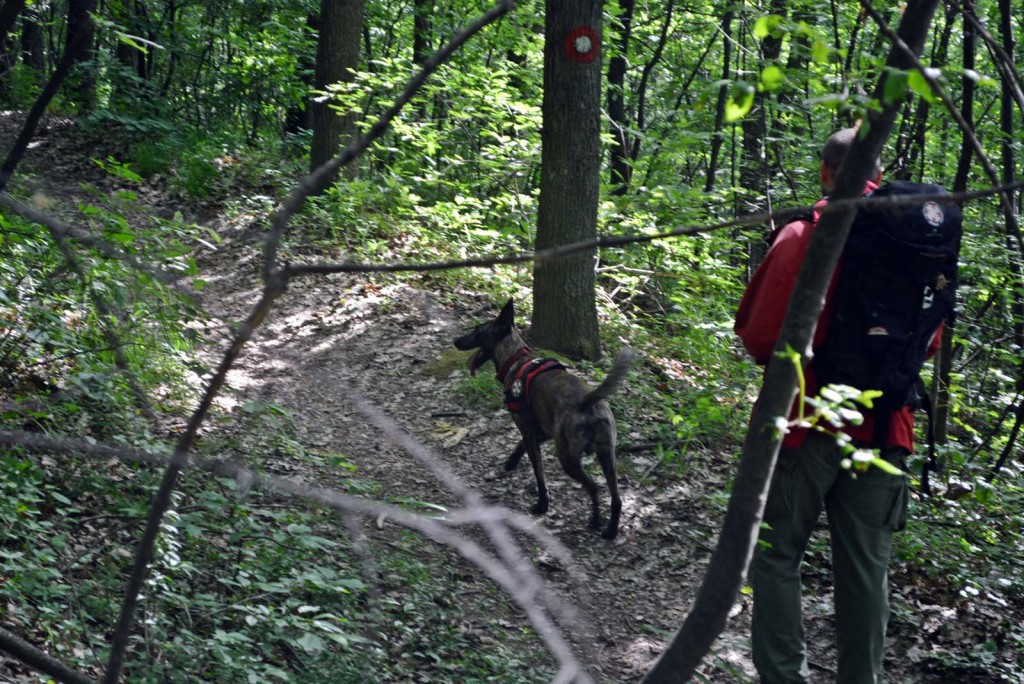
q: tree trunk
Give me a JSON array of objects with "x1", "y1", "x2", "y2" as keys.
[
  {"x1": 641, "y1": 2, "x2": 942, "y2": 680},
  {"x1": 705, "y1": 8, "x2": 733, "y2": 193},
  {"x1": 934, "y1": 7, "x2": 979, "y2": 445},
  {"x1": 0, "y1": 0, "x2": 25, "y2": 55},
  {"x1": 285, "y1": 12, "x2": 318, "y2": 134},
  {"x1": 741, "y1": 0, "x2": 786, "y2": 274},
  {"x1": 412, "y1": 0, "x2": 433, "y2": 65},
  {"x1": 309, "y1": 0, "x2": 365, "y2": 191},
  {"x1": 531, "y1": 0, "x2": 603, "y2": 361},
  {"x1": 19, "y1": 12, "x2": 43, "y2": 73},
  {"x1": 0, "y1": 0, "x2": 24, "y2": 79},
  {"x1": 606, "y1": 0, "x2": 634, "y2": 195},
  {"x1": 64, "y1": 0, "x2": 96, "y2": 112},
  {"x1": 998, "y1": 0, "x2": 1024, "y2": 377}
]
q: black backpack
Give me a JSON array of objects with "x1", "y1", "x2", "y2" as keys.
[{"x1": 813, "y1": 181, "x2": 962, "y2": 485}]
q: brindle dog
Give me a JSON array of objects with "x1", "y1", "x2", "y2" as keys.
[{"x1": 454, "y1": 300, "x2": 634, "y2": 539}]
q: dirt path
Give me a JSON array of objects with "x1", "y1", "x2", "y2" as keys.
[
  {"x1": 188, "y1": 221, "x2": 779, "y2": 683},
  {"x1": 3, "y1": 113, "x2": 946, "y2": 683}
]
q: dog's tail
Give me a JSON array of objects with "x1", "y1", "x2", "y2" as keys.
[{"x1": 580, "y1": 348, "x2": 636, "y2": 410}]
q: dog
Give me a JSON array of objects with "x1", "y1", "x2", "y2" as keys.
[{"x1": 454, "y1": 300, "x2": 634, "y2": 539}]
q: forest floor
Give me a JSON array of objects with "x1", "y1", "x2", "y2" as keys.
[{"x1": 4, "y1": 114, "x2": 1015, "y2": 683}]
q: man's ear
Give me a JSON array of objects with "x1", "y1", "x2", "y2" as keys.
[{"x1": 497, "y1": 299, "x2": 515, "y2": 329}]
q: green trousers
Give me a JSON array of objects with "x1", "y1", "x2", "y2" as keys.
[{"x1": 750, "y1": 432, "x2": 909, "y2": 684}]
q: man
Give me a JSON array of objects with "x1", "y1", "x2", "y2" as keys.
[{"x1": 735, "y1": 127, "x2": 934, "y2": 683}]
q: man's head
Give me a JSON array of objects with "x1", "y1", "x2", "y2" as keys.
[{"x1": 820, "y1": 126, "x2": 882, "y2": 193}]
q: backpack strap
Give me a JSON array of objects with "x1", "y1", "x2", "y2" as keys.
[{"x1": 919, "y1": 392, "x2": 941, "y2": 496}]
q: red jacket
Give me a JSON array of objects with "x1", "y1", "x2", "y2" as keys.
[{"x1": 735, "y1": 184, "x2": 938, "y2": 452}]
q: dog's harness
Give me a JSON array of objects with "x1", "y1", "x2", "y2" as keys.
[{"x1": 498, "y1": 347, "x2": 566, "y2": 416}]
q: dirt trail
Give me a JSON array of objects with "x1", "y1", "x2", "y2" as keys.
[
  {"x1": 188, "y1": 220, "x2": 768, "y2": 683},
  {"x1": 4, "y1": 113, "x2": 939, "y2": 683}
]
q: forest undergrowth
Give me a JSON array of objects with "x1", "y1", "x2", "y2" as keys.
[{"x1": 1, "y1": 114, "x2": 1023, "y2": 683}]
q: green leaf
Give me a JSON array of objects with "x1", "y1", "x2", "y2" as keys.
[
  {"x1": 51, "y1": 491, "x2": 73, "y2": 505},
  {"x1": 853, "y1": 389, "x2": 883, "y2": 408},
  {"x1": 908, "y1": 69, "x2": 936, "y2": 103},
  {"x1": 811, "y1": 39, "x2": 831, "y2": 64},
  {"x1": 754, "y1": 15, "x2": 783, "y2": 40},
  {"x1": 883, "y1": 69, "x2": 909, "y2": 104},
  {"x1": 760, "y1": 65, "x2": 785, "y2": 92},
  {"x1": 725, "y1": 83, "x2": 755, "y2": 122}
]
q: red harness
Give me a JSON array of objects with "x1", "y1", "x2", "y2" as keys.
[{"x1": 501, "y1": 349, "x2": 566, "y2": 415}]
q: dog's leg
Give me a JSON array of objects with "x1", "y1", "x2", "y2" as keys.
[
  {"x1": 523, "y1": 435, "x2": 549, "y2": 515},
  {"x1": 504, "y1": 441, "x2": 526, "y2": 471},
  {"x1": 595, "y1": 446, "x2": 621, "y2": 539},
  {"x1": 557, "y1": 448, "x2": 602, "y2": 530}
]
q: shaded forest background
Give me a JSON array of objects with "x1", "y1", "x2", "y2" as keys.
[{"x1": 0, "y1": 0, "x2": 1022, "y2": 681}]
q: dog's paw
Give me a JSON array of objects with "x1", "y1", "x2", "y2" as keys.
[
  {"x1": 601, "y1": 525, "x2": 619, "y2": 540},
  {"x1": 530, "y1": 500, "x2": 549, "y2": 516},
  {"x1": 588, "y1": 515, "x2": 604, "y2": 530},
  {"x1": 503, "y1": 457, "x2": 521, "y2": 471}
]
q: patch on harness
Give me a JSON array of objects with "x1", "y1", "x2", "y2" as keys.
[{"x1": 505, "y1": 358, "x2": 566, "y2": 414}]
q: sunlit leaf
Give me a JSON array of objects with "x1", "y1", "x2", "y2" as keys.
[
  {"x1": 811, "y1": 39, "x2": 830, "y2": 64},
  {"x1": 760, "y1": 65, "x2": 785, "y2": 91},
  {"x1": 725, "y1": 83, "x2": 756, "y2": 122},
  {"x1": 754, "y1": 15, "x2": 783, "y2": 39}
]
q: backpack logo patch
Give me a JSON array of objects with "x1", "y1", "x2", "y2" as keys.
[{"x1": 922, "y1": 201, "x2": 944, "y2": 228}]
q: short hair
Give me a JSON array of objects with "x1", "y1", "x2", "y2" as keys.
[{"x1": 821, "y1": 126, "x2": 881, "y2": 176}]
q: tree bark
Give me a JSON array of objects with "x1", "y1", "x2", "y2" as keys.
[
  {"x1": 934, "y1": 6, "x2": 979, "y2": 445},
  {"x1": 741, "y1": 0, "x2": 786, "y2": 273},
  {"x1": 285, "y1": 12, "x2": 318, "y2": 134},
  {"x1": 531, "y1": 0, "x2": 604, "y2": 361},
  {"x1": 19, "y1": 10, "x2": 44, "y2": 72},
  {"x1": 705, "y1": 8, "x2": 733, "y2": 193},
  {"x1": 64, "y1": 0, "x2": 96, "y2": 111},
  {"x1": 310, "y1": 0, "x2": 365, "y2": 191},
  {"x1": 607, "y1": 0, "x2": 634, "y2": 194},
  {"x1": 998, "y1": 0, "x2": 1024, "y2": 377},
  {"x1": 641, "y1": 1, "x2": 942, "y2": 680},
  {"x1": 0, "y1": 0, "x2": 25, "y2": 54},
  {"x1": 412, "y1": 0, "x2": 434, "y2": 65}
]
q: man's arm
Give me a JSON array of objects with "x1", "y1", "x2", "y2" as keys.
[{"x1": 735, "y1": 221, "x2": 812, "y2": 365}]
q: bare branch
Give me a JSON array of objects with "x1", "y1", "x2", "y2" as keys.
[
  {"x1": 0, "y1": 425, "x2": 593, "y2": 681},
  {"x1": 0, "y1": 193, "x2": 189, "y2": 288},
  {"x1": 101, "y1": 5, "x2": 521, "y2": 679},
  {"x1": 0, "y1": 624, "x2": 94, "y2": 684},
  {"x1": 282, "y1": 181, "x2": 1024, "y2": 278}
]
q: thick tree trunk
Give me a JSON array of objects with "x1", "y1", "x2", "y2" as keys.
[
  {"x1": 310, "y1": 0, "x2": 365, "y2": 191},
  {"x1": 641, "y1": 2, "x2": 942, "y2": 680},
  {"x1": 531, "y1": 0, "x2": 604, "y2": 361}
]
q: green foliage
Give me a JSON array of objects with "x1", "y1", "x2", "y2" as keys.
[{"x1": 1, "y1": 0, "x2": 1023, "y2": 680}]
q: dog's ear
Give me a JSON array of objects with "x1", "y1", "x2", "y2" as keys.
[{"x1": 497, "y1": 299, "x2": 515, "y2": 329}]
